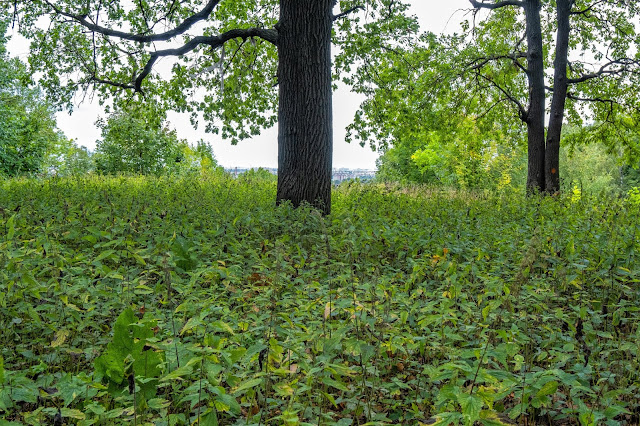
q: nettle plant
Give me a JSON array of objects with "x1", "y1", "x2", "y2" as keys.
[{"x1": 0, "y1": 175, "x2": 639, "y2": 424}]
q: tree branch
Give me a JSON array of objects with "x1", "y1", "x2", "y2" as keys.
[
  {"x1": 333, "y1": 5, "x2": 365, "y2": 21},
  {"x1": 566, "y1": 93, "x2": 615, "y2": 104},
  {"x1": 468, "y1": 0, "x2": 524, "y2": 10},
  {"x1": 472, "y1": 69, "x2": 527, "y2": 120},
  {"x1": 566, "y1": 93, "x2": 616, "y2": 122},
  {"x1": 568, "y1": 58, "x2": 640, "y2": 84},
  {"x1": 134, "y1": 28, "x2": 278, "y2": 91},
  {"x1": 42, "y1": 0, "x2": 222, "y2": 43},
  {"x1": 89, "y1": 75, "x2": 137, "y2": 91},
  {"x1": 475, "y1": 97, "x2": 510, "y2": 120},
  {"x1": 465, "y1": 52, "x2": 527, "y2": 72},
  {"x1": 570, "y1": 0, "x2": 606, "y2": 16}
]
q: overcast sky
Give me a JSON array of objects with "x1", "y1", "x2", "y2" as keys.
[{"x1": 8, "y1": 1, "x2": 472, "y2": 169}]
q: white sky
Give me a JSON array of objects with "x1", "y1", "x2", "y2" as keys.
[{"x1": 8, "y1": 1, "x2": 471, "y2": 169}]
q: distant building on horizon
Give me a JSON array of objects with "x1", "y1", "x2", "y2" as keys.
[{"x1": 225, "y1": 167, "x2": 376, "y2": 182}]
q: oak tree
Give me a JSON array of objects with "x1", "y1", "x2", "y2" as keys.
[
  {"x1": 466, "y1": 0, "x2": 640, "y2": 193},
  {"x1": 7, "y1": 0, "x2": 412, "y2": 214},
  {"x1": 346, "y1": 1, "x2": 640, "y2": 194}
]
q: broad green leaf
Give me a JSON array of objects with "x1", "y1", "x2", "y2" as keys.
[
  {"x1": 105, "y1": 407, "x2": 128, "y2": 418},
  {"x1": 6, "y1": 214, "x2": 15, "y2": 241},
  {"x1": 215, "y1": 393, "x2": 241, "y2": 415},
  {"x1": 233, "y1": 378, "x2": 263, "y2": 395},
  {"x1": 426, "y1": 412, "x2": 464, "y2": 426},
  {"x1": 604, "y1": 404, "x2": 630, "y2": 419},
  {"x1": 321, "y1": 377, "x2": 348, "y2": 392},
  {"x1": 147, "y1": 398, "x2": 171, "y2": 410},
  {"x1": 160, "y1": 357, "x2": 201, "y2": 382},
  {"x1": 201, "y1": 411, "x2": 219, "y2": 426},
  {"x1": 458, "y1": 393, "x2": 483, "y2": 421},
  {"x1": 94, "y1": 249, "x2": 117, "y2": 263},
  {"x1": 359, "y1": 343, "x2": 376, "y2": 364},
  {"x1": 536, "y1": 380, "x2": 558, "y2": 397}
]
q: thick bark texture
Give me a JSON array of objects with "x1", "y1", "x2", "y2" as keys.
[
  {"x1": 524, "y1": 0, "x2": 547, "y2": 193},
  {"x1": 276, "y1": 0, "x2": 334, "y2": 215},
  {"x1": 545, "y1": 0, "x2": 571, "y2": 193}
]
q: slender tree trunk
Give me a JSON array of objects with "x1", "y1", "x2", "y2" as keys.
[
  {"x1": 524, "y1": 0, "x2": 547, "y2": 193},
  {"x1": 276, "y1": 0, "x2": 334, "y2": 215},
  {"x1": 545, "y1": 0, "x2": 571, "y2": 193}
]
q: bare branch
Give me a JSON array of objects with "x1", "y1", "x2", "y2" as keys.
[
  {"x1": 468, "y1": 0, "x2": 524, "y2": 10},
  {"x1": 333, "y1": 5, "x2": 365, "y2": 21},
  {"x1": 472, "y1": 69, "x2": 527, "y2": 119},
  {"x1": 566, "y1": 92, "x2": 616, "y2": 123},
  {"x1": 566, "y1": 94, "x2": 615, "y2": 104},
  {"x1": 478, "y1": 53, "x2": 527, "y2": 67},
  {"x1": 568, "y1": 58, "x2": 640, "y2": 84},
  {"x1": 42, "y1": 0, "x2": 222, "y2": 43},
  {"x1": 464, "y1": 52, "x2": 527, "y2": 72},
  {"x1": 89, "y1": 75, "x2": 136, "y2": 91},
  {"x1": 133, "y1": 27, "x2": 278, "y2": 91},
  {"x1": 11, "y1": 0, "x2": 19, "y2": 29},
  {"x1": 475, "y1": 97, "x2": 510, "y2": 120},
  {"x1": 137, "y1": 0, "x2": 152, "y2": 33},
  {"x1": 570, "y1": 0, "x2": 606, "y2": 16}
]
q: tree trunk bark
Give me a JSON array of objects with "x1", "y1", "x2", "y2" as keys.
[
  {"x1": 545, "y1": 0, "x2": 571, "y2": 193},
  {"x1": 524, "y1": 0, "x2": 547, "y2": 193},
  {"x1": 276, "y1": 0, "x2": 334, "y2": 215}
]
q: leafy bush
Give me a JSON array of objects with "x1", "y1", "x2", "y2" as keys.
[
  {"x1": 94, "y1": 102, "x2": 218, "y2": 176},
  {"x1": 237, "y1": 167, "x2": 278, "y2": 183},
  {"x1": 627, "y1": 186, "x2": 640, "y2": 207},
  {"x1": 0, "y1": 24, "x2": 70, "y2": 178}
]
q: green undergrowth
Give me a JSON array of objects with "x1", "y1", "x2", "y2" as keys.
[{"x1": 0, "y1": 175, "x2": 639, "y2": 425}]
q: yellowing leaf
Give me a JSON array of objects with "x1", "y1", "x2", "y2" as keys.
[
  {"x1": 66, "y1": 303, "x2": 83, "y2": 312},
  {"x1": 536, "y1": 380, "x2": 558, "y2": 397},
  {"x1": 51, "y1": 329, "x2": 69, "y2": 348},
  {"x1": 180, "y1": 317, "x2": 202, "y2": 335},
  {"x1": 324, "y1": 302, "x2": 332, "y2": 320},
  {"x1": 211, "y1": 320, "x2": 234, "y2": 334},
  {"x1": 60, "y1": 408, "x2": 86, "y2": 420},
  {"x1": 132, "y1": 253, "x2": 146, "y2": 265}
]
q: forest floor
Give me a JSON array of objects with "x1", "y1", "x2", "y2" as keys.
[{"x1": 0, "y1": 175, "x2": 638, "y2": 425}]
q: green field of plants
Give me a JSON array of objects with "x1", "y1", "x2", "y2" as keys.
[{"x1": 1, "y1": 175, "x2": 639, "y2": 425}]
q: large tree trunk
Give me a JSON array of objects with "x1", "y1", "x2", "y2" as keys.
[
  {"x1": 276, "y1": 0, "x2": 334, "y2": 215},
  {"x1": 545, "y1": 0, "x2": 571, "y2": 193},
  {"x1": 524, "y1": 0, "x2": 547, "y2": 193}
]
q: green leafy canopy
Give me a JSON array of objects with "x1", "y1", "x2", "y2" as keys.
[{"x1": 6, "y1": 0, "x2": 418, "y2": 144}]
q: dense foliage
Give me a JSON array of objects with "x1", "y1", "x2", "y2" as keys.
[
  {"x1": 94, "y1": 101, "x2": 218, "y2": 176},
  {"x1": 346, "y1": 1, "x2": 640, "y2": 193},
  {"x1": 1, "y1": 175, "x2": 638, "y2": 425},
  {"x1": 0, "y1": 21, "x2": 70, "y2": 178}
]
